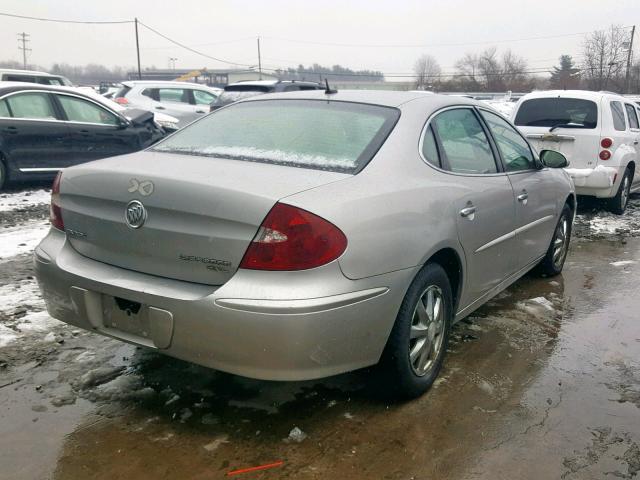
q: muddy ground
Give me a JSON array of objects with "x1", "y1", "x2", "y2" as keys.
[{"x1": 1, "y1": 185, "x2": 639, "y2": 480}]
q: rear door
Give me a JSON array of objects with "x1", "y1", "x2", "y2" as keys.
[
  {"x1": 151, "y1": 87, "x2": 197, "y2": 125},
  {"x1": 513, "y1": 96, "x2": 600, "y2": 169},
  {"x1": 481, "y1": 109, "x2": 558, "y2": 267},
  {"x1": 0, "y1": 91, "x2": 70, "y2": 172},
  {"x1": 54, "y1": 93, "x2": 139, "y2": 165},
  {"x1": 428, "y1": 107, "x2": 517, "y2": 308},
  {"x1": 191, "y1": 89, "x2": 216, "y2": 121},
  {"x1": 624, "y1": 103, "x2": 640, "y2": 187}
]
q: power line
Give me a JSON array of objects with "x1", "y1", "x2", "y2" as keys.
[
  {"x1": 0, "y1": 11, "x2": 132, "y2": 24},
  {"x1": 136, "y1": 20, "x2": 255, "y2": 68}
]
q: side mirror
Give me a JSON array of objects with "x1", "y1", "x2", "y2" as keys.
[{"x1": 539, "y1": 150, "x2": 568, "y2": 169}]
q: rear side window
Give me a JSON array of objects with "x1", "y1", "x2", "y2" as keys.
[
  {"x1": 625, "y1": 104, "x2": 639, "y2": 130},
  {"x1": 431, "y1": 108, "x2": 497, "y2": 174},
  {"x1": 158, "y1": 88, "x2": 189, "y2": 104},
  {"x1": 36, "y1": 77, "x2": 63, "y2": 86},
  {"x1": 193, "y1": 90, "x2": 216, "y2": 105},
  {"x1": 4, "y1": 74, "x2": 37, "y2": 83},
  {"x1": 152, "y1": 99, "x2": 400, "y2": 173},
  {"x1": 514, "y1": 98, "x2": 597, "y2": 129},
  {"x1": 6, "y1": 92, "x2": 57, "y2": 120},
  {"x1": 611, "y1": 101, "x2": 626, "y2": 131}
]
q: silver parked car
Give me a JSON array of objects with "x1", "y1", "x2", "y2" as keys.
[
  {"x1": 35, "y1": 91, "x2": 575, "y2": 398},
  {"x1": 114, "y1": 81, "x2": 221, "y2": 128}
]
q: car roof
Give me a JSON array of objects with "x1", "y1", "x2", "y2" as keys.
[
  {"x1": 226, "y1": 80, "x2": 320, "y2": 88},
  {"x1": 0, "y1": 82, "x2": 109, "y2": 99},
  {"x1": 239, "y1": 89, "x2": 480, "y2": 109},
  {"x1": 122, "y1": 80, "x2": 220, "y2": 89},
  {"x1": 0, "y1": 68, "x2": 57, "y2": 77},
  {"x1": 519, "y1": 89, "x2": 627, "y2": 102}
]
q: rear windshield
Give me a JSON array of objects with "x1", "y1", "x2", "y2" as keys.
[
  {"x1": 114, "y1": 85, "x2": 132, "y2": 98},
  {"x1": 152, "y1": 99, "x2": 400, "y2": 173},
  {"x1": 514, "y1": 98, "x2": 598, "y2": 129}
]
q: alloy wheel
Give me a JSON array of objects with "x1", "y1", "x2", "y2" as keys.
[
  {"x1": 409, "y1": 285, "x2": 445, "y2": 376},
  {"x1": 552, "y1": 215, "x2": 569, "y2": 269},
  {"x1": 621, "y1": 175, "x2": 630, "y2": 211}
]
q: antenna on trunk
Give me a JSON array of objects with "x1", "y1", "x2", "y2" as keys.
[{"x1": 324, "y1": 78, "x2": 337, "y2": 95}]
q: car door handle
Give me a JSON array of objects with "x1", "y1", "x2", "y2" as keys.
[
  {"x1": 195, "y1": 109, "x2": 206, "y2": 114},
  {"x1": 635, "y1": 140, "x2": 639, "y2": 145},
  {"x1": 517, "y1": 192, "x2": 529, "y2": 203},
  {"x1": 460, "y1": 206, "x2": 476, "y2": 218},
  {"x1": 155, "y1": 106, "x2": 166, "y2": 110},
  {"x1": 2, "y1": 126, "x2": 18, "y2": 134}
]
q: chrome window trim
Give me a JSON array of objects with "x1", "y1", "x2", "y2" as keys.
[
  {"x1": 0, "y1": 89, "x2": 126, "y2": 127},
  {"x1": 19, "y1": 167, "x2": 63, "y2": 172},
  {"x1": 418, "y1": 105, "x2": 507, "y2": 178}
]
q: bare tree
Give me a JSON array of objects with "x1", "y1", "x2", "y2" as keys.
[
  {"x1": 414, "y1": 54, "x2": 441, "y2": 90},
  {"x1": 477, "y1": 47, "x2": 504, "y2": 91},
  {"x1": 582, "y1": 25, "x2": 628, "y2": 91},
  {"x1": 454, "y1": 53, "x2": 481, "y2": 89},
  {"x1": 501, "y1": 49, "x2": 530, "y2": 90}
]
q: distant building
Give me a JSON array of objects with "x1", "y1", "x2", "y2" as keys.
[{"x1": 126, "y1": 68, "x2": 278, "y2": 87}]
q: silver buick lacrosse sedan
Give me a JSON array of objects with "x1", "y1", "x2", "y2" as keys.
[{"x1": 35, "y1": 90, "x2": 574, "y2": 398}]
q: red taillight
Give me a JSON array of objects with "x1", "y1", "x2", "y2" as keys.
[
  {"x1": 600, "y1": 138, "x2": 613, "y2": 149},
  {"x1": 599, "y1": 150, "x2": 611, "y2": 161},
  {"x1": 114, "y1": 97, "x2": 129, "y2": 105},
  {"x1": 50, "y1": 172, "x2": 64, "y2": 231},
  {"x1": 239, "y1": 203, "x2": 347, "y2": 271}
]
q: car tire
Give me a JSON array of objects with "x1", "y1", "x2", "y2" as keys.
[
  {"x1": 0, "y1": 158, "x2": 6, "y2": 191},
  {"x1": 377, "y1": 263, "x2": 452, "y2": 399},
  {"x1": 608, "y1": 168, "x2": 632, "y2": 215},
  {"x1": 536, "y1": 204, "x2": 572, "y2": 277}
]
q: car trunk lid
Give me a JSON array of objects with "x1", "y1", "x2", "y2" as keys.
[{"x1": 59, "y1": 151, "x2": 349, "y2": 285}]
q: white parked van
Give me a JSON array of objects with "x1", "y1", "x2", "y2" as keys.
[
  {"x1": 512, "y1": 90, "x2": 640, "y2": 214},
  {"x1": 0, "y1": 68, "x2": 73, "y2": 87}
]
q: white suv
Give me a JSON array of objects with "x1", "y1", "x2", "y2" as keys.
[
  {"x1": 114, "y1": 81, "x2": 221, "y2": 128},
  {"x1": 512, "y1": 90, "x2": 640, "y2": 214}
]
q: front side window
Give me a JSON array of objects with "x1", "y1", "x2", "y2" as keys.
[
  {"x1": 610, "y1": 101, "x2": 627, "y2": 131},
  {"x1": 193, "y1": 90, "x2": 216, "y2": 105},
  {"x1": 514, "y1": 98, "x2": 598, "y2": 129},
  {"x1": 6, "y1": 92, "x2": 57, "y2": 120},
  {"x1": 431, "y1": 108, "x2": 497, "y2": 174},
  {"x1": 57, "y1": 95, "x2": 119, "y2": 125},
  {"x1": 625, "y1": 104, "x2": 639, "y2": 130},
  {"x1": 37, "y1": 77, "x2": 63, "y2": 86},
  {"x1": 0, "y1": 99, "x2": 9, "y2": 117},
  {"x1": 152, "y1": 99, "x2": 400, "y2": 173},
  {"x1": 481, "y1": 110, "x2": 536, "y2": 172}
]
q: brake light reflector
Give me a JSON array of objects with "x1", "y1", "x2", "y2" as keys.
[
  {"x1": 600, "y1": 137, "x2": 613, "y2": 149},
  {"x1": 50, "y1": 171, "x2": 64, "y2": 231},
  {"x1": 114, "y1": 97, "x2": 129, "y2": 105},
  {"x1": 239, "y1": 203, "x2": 347, "y2": 271},
  {"x1": 599, "y1": 150, "x2": 611, "y2": 161}
]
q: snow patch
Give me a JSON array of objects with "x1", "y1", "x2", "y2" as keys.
[
  {"x1": 610, "y1": 260, "x2": 636, "y2": 267},
  {"x1": 203, "y1": 435, "x2": 229, "y2": 452},
  {"x1": 0, "y1": 189, "x2": 50, "y2": 212},
  {"x1": 0, "y1": 221, "x2": 50, "y2": 261},
  {"x1": 287, "y1": 426, "x2": 307, "y2": 443}
]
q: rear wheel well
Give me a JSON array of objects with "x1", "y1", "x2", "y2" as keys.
[
  {"x1": 627, "y1": 161, "x2": 635, "y2": 181},
  {"x1": 565, "y1": 194, "x2": 576, "y2": 216},
  {"x1": 427, "y1": 248, "x2": 462, "y2": 312}
]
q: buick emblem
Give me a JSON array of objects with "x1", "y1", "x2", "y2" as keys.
[{"x1": 125, "y1": 200, "x2": 147, "y2": 229}]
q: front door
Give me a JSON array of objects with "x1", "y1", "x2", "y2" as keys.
[
  {"x1": 428, "y1": 107, "x2": 517, "y2": 310},
  {"x1": 54, "y1": 93, "x2": 138, "y2": 164},
  {"x1": 0, "y1": 91, "x2": 70, "y2": 172},
  {"x1": 480, "y1": 109, "x2": 558, "y2": 267}
]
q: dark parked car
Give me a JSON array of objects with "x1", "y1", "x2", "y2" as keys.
[
  {"x1": 0, "y1": 83, "x2": 165, "y2": 189},
  {"x1": 210, "y1": 80, "x2": 322, "y2": 111}
]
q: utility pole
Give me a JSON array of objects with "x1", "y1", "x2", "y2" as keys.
[
  {"x1": 625, "y1": 25, "x2": 636, "y2": 94},
  {"x1": 134, "y1": 18, "x2": 142, "y2": 80},
  {"x1": 257, "y1": 37, "x2": 262, "y2": 80},
  {"x1": 169, "y1": 57, "x2": 177, "y2": 70},
  {"x1": 17, "y1": 32, "x2": 31, "y2": 70}
]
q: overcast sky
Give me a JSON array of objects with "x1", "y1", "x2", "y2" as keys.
[{"x1": 0, "y1": 0, "x2": 637, "y2": 78}]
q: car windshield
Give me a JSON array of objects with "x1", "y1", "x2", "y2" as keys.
[
  {"x1": 152, "y1": 99, "x2": 400, "y2": 173},
  {"x1": 514, "y1": 98, "x2": 598, "y2": 129}
]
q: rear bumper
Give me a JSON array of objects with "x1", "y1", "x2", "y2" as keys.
[
  {"x1": 34, "y1": 229, "x2": 414, "y2": 381},
  {"x1": 565, "y1": 165, "x2": 622, "y2": 198}
]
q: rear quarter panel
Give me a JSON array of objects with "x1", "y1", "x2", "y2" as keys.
[{"x1": 282, "y1": 99, "x2": 466, "y2": 282}]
